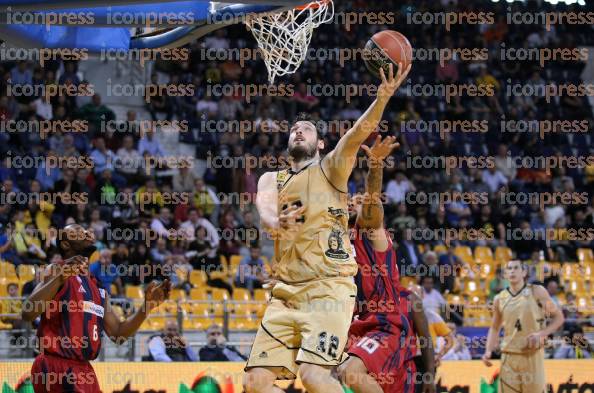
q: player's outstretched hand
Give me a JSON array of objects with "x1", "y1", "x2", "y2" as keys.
[
  {"x1": 482, "y1": 351, "x2": 493, "y2": 367},
  {"x1": 144, "y1": 279, "x2": 171, "y2": 312},
  {"x1": 277, "y1": 204, "x2": 306, "y2": 239},
  {"x1": 361, "y1": 135, "x2": 399, "y2": 165},
  {"x1": 377, "y1": 62, "x2": 411, "y2": 101}
]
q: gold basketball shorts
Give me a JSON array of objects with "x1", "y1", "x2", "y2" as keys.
[{"x1": 245, "y1": 277, "x2": 357, "y2": 379}]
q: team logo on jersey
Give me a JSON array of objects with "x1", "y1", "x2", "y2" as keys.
[
  {"x1": 276, "y1": 170, "x2": 289, "y2": 190},
  {"x1": 83, "y1": 301, "x2": 104, "y2": 318},
  {"x1": 324, "y1": 227, "x2": 350, "y2": 260},
  {"x1": 328, "y1": 207, "x2": 348, "y2": 218}
]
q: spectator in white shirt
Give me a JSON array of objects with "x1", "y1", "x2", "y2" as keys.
[
  {"x1": 32, "y1": 97, "x2": 52, "y2": 120},
  {"x1": 441, "y1": 323, "x2": 472, "y2": 360},
  {"x1": 151, "y1": 207, "x2": 174, "y2": 237},
  {"x1": 172, "y1": 166, "x2": 197, "y2": 193},
  {"x1": 116, "y1": 135, "x2": 142, "y2": 177},
  {"x1": 138, "y1": 129, "x2": 165, "y2": 157},
  {"x1": 386, "y1": 172, "x2": 416, "y2": 204},
  {"x1": 481, "y1": 166, "x2": 508, "y2": 193},
  {"x1": 493, "y1": 144, "x2": 517, "y2": 181},
  {"x1": 421, "y1": 276, "x2": 447, "y2": 316}
]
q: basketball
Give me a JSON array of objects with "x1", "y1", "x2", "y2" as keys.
[{"x1": 363, "y1": 30, "x2": 412, "y2": 78}]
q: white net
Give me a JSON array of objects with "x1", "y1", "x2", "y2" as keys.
[{"x1": 245, "y1": 0, "x2": 334, "y2": 84}]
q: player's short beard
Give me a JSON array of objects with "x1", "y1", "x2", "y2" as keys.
[{"x1": 288, "y1": 142, "x2": 317, "y2": 162}]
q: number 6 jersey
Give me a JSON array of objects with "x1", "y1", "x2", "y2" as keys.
[{"x1": 37, "y1": 275, "x2": 106, "y2": 360}]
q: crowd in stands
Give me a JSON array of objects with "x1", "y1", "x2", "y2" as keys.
[{"x1": 0, "y1": 0, "x2": 593, "y2": 359}]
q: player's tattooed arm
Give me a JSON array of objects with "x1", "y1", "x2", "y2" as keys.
[
  {"x1": 359, "y1": 163, "x2": 384, "y2": 227},
  {"x1": 357, "y1": 135, "x2": 398, "y2": 251},
  {"x1": 410, "y1": 293, "x2": 436, "y2": 393},
  {"x1": 104, "y1": 280, "x2": 171, "y2": 344},
  {"x1": 482, "y1": 297, "x2": 502, "y2": 366},
  {"x1": 21, "y1": 256, "x2": 87, "y2": 322},
  {"x1": 322, "y1": 63, "x2": 410, "y2": 189},
  {"x1": 358, "y1": 135, "x2": 398, "y2": 228}
]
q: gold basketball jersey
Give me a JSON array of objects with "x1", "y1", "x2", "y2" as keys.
[
  {"x1": 496, "y1": 284, "x2": 545, "y2": 354},
  {"x1": 273, "y1": 162, "x2": 358, "y2": 283}
]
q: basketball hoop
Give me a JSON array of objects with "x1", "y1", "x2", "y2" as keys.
[{"x1": 245, "y1": 0, "x2": 333, "y2": 84}]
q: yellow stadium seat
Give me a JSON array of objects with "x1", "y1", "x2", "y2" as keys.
[
  {"x1": 567, "y1": 280, "x2": 587, "y2": 296},
  {"x1": 495, "y1": 247, "x2": 513, "y2": 263},
  {"x1": 231, "y1": 309, "x2": 258, "y2": 331},
  {"x1": 253, "y1": 289, "x2": 270, "y2": 302},
  {"x1": 155, "y1": 300, "x2": 178, "y2": 314},
  {"x1": 189, "y1": 287, "x2": 208, "y2": 300},
  {"x1": 465, "y1": 280, "x2": 479, "y2": 295},
  {"x1": 210, "y1": 287, "x2": 230, "y2": 301},
  {"x1": 190, "y1": 270, "x2": 207, "y2": 286},
  {"x1": 233, "y1": 288, "x2": 250, "y2": 302},
  {"x1": 183, "y1": 301, "x2": 210, "y2": 315},
  {"x1": 169, "y1": 288, "x2": 186, "y2": 301},
  {"x1": 446, "y1": 294, "x2": 462, "y2": 305},
  {"x1": 220, "y1": 254, "x2": 228, "y2": 268},
  {"x1": 139, "y1": 319, "x2": 153, "y2": 331},
  {"x1": 125, "y1": 285, "x2": 143, "y2": 299},
  {"x1": 146, "y1": 316, "x2": 166, "y2": 330},
  {"x1": 17, "y1": 265, "x2": 35, "y2": 281},
  {"x1": 433, "y1": 244, "x2": 447, "y2": 255},
  {"x1": 577, "y1": 248, "x2": 594, "y2": 263},
  {"x1": 399, "y1": 276, "x2": 417, "y2": 290},
  {"x1": 454, "y1": 246, "x2": 474, "y2": 265},
  {"x1": 229, "y1": 255, "x2": 242, "y2": 269},
  {"x1": 0, "y1": 262, "x2": 17, "y2": 279},
  {"x1": 474, "y1": 246, "x2": 494, "y2": 265}
]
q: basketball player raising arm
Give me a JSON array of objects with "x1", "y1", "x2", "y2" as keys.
[
  {"x1": 257, "y1": 63, "x2": 411, "y2": 238},
  {"x1": 340, "y1": 136, "x2": 436, "y2": 393},
  {"x1": 482, "y1": 260, "x2": 564, "y2": 393}
]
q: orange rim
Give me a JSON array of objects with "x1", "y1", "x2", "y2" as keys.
[{"x1": 295, "y1": 0, "x2": 330, "y2": 11}]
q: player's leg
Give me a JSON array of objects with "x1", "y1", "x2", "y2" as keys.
[
  {"x1": 298, "y1": 363, "x2": 345, "y2": 393},
  {"x1": 499, "y1": 354, "x2": 522, "y2": 393},
  {"x1": 245, "y1": 298, "x2": 300, "y2": 393},
  {"x1": 522, "y1": 351, "x2": 546, "y2": 393},
  {"x1": 337, "y1": 356, "x2": 383, "y2": 393},
  {"x1": 243, "y1": 368, "x2": 285, "y2": 393},
  {"x1": 296, "y1": 278, "x2": 357, "y2": 393}
]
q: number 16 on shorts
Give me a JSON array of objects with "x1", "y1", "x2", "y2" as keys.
[{"x1": 355, "y1": 337, "x2": 380, "y2": 354}]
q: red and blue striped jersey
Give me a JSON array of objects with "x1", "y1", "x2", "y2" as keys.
[
  {"x1": 37, "y1": 275, "x2": 106, "y2": 361},
  {"x1": 351, "y1": 226, "x2": 405, "y2": 333},
  {"x1": 396, "y1": 287, "x2": 419, "y2": 363}
]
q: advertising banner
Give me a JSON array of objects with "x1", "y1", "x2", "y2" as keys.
[{"x1": 1, "y1": 360, "x2": 593, "y2": 393}]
